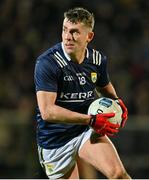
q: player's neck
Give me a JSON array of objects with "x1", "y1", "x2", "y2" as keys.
[
  {"x1": 61, "y1": 42, "x2": 86, "y2": 64},
  {"x1": 70, "y1": 49, "x2": 86, "y2": 64}
]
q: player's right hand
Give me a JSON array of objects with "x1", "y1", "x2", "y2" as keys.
[
  {"x1": 89, "y1": 113, "x2": 120, "y2": 136},
  {"x1": 116, "y1": 98, "x2": 128, "y2": 128}
]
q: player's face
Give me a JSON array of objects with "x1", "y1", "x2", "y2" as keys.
[{"x1": 62, "y1": 18, "x2": 94, "y2": 59}]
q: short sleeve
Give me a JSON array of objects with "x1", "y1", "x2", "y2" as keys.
[
  {"x1": 34, "y1": 57, "x2": 58, "y2": 92},
  {"x1": 97, "y1": 55, "x2": 110, "y2": 87}
]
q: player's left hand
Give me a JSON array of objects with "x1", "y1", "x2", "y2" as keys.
[
  {"x1": 89, "y1": 113, "x2": 120, "y2": 136},
  {"x1": 116, "y1": 98, "x2": 128, "y2": 128}
]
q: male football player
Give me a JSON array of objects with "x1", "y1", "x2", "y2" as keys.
[{"x1": 34, "y1": 7, "x2": 131, "y2": 179}]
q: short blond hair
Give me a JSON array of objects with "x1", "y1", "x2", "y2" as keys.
[{"x1": 64, "y1": 7, "x2": 95, "y2": 30}]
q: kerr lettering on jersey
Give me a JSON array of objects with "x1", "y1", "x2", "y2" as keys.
[{"x1": 59, "y1": 91, "x2": 93, "y2": 102}]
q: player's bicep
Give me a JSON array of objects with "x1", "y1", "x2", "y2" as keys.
[{"x1": 36, "y1": 91, "x2": 57, "y2": 120}]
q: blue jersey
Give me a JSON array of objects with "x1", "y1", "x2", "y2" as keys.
[{"x1": 34, "y1": 42, "x2": 110, "y2": 149}]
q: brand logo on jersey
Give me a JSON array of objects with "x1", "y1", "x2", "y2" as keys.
[
  {"x1": 91, "y1": 72, "x2": 97, "y2": 83},
  {"x1": 45, "y1": 163, "x2": 54, "y2": 173},
  {"x1": 64, "y1": 75, "x2": 74, "y2": 81}
]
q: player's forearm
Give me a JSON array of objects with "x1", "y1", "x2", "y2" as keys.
[
  {"x1": 98, "y1": 82, "x2": 118, "y2": 99},
  {"x1": 41, "y1": 104, "x2": 91, "y2": 125}
]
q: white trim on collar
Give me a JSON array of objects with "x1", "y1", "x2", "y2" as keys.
[
  {"x1": 86, "y1": 48, "x2": 89, "y2": 58},
  {"x1": 61, "y1": 42, "x2": 71, "y2": 61},
  {"x1": 61, "y1": 42, "x2": 89, "y2": 61}
]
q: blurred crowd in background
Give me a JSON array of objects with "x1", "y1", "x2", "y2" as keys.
[{"x1": 0, "y1": 0, "x2": 149, "y2": 178}]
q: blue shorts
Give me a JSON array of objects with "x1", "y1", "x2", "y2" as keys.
[{"x1": 38, "y1": 128, "x2": 93, "y2": 179}]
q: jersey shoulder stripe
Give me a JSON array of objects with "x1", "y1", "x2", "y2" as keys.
[
  {"x1": 37, "y1": 43, "x2": 68, "y2": 68},
  {"x1": 53, "y1": 51, "x2": 68, "y2": 68},
  {"x1": 92, "y1": 49, "x2": 101, "y2": 66}
]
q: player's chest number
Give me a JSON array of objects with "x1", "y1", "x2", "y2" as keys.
[{"x1": 78, "y1": 76, "x2": 86, "y2": 85}]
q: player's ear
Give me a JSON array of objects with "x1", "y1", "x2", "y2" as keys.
[{"x1": 87, "y1": 31, "x2": 94, "y2": 43}]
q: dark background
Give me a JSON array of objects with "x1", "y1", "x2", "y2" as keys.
[{"x1": 0, "y1": 0, "x2": 149, "y2": 178}]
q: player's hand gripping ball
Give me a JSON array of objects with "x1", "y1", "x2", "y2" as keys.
[{"x1": 88, "y1": 97, "x2": 122, "y2": 136}]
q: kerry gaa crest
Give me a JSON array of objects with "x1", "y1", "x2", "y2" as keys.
[{"x1": 91, "y1": 72, "x2": 97, "y2": 83}]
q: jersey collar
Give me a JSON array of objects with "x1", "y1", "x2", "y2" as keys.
[
  {"x1": 61, "y1": 42, "x2": 89, "y2": 61},
  {"x1": 61, "y1": 42, "x2": 71, "y2": 61}
]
